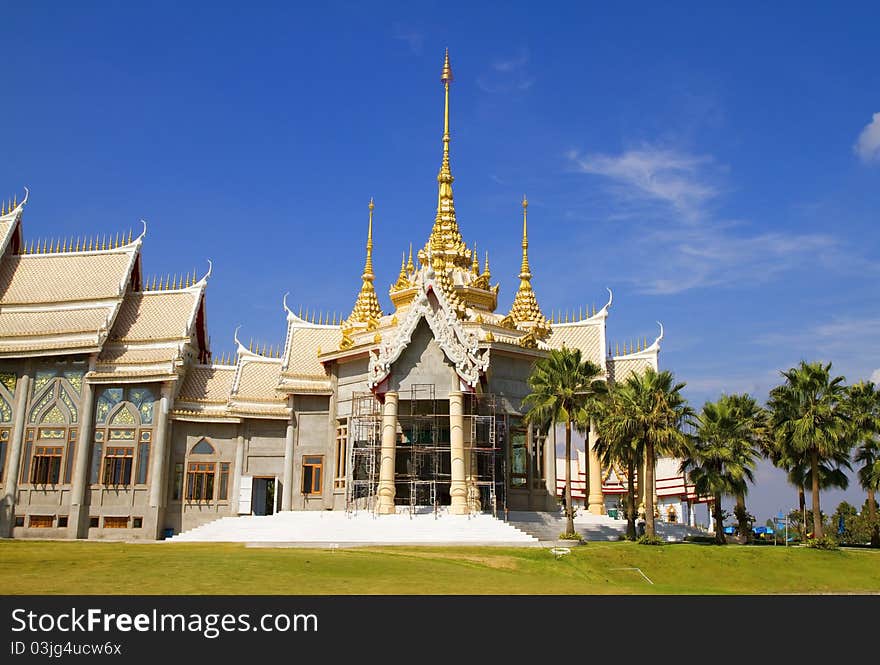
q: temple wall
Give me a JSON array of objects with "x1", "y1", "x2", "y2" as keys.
[
  {"x1": 291, "y1": 395, "x2": 334, "y2": 510},
  {"x1": 388, "y1": 320, "x2": 457, "y2": 397},
  {"x1": 167, "y1": 419, "x2": 240, "y2": 535}
]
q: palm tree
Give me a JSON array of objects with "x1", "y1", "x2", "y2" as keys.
[
  {"x1": 598, "y1": 367, "x2": 691, "y2": 538},
  {"x1": 722, "y1": 393, "x2": 767, "y2": 542},
  {"x1": 594, "y1": 383, "x2": 643, "y2": 540},
  {"x1": 522, "y1": 348, "x2": 605, "y2": 537},
  {"x1": 767, "y1": 361, "x2": 852, "y2": 539},
  {"x1": 849, "y1": 381, "x2": 880, "y2": 547},
  {"x1": 682, "y1": 397, "x2": 758, "y2": 544}
]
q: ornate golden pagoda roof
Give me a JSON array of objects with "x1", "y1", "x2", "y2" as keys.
[
  {"x1": 343, "y1": 198, "x2": 383, "y2": 329},
  {"x1": 508, "y1": 195, "x2": 549, "y2": 337}
]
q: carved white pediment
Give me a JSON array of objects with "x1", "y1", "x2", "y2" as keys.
[{"x1": 368, "y1": 272, "x2": 488, "y2": 389}]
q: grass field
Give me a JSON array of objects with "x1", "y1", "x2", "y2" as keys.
[{"x1": 1, "y1": 540, "x2": 878, "y2": 595}]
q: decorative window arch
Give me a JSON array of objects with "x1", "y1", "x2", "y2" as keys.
[
  {"x1": 190, "y1": 438, "x2": 215, "y2": 455},
  {"x1": 178, "y1": 437, "x2": 229, "y2": 504},
  {"x1": 21, "y1": 361, "x2": 84, "y2": 487},
  {"x1": 90, "y1": 385, "x2": 157, "y2": 488}
]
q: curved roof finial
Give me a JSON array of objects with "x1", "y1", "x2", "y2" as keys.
[
  {"x1": 656, "y1": 320, "x2": 664, "y2": 342},
  {"x1": 596, "y1": 287, "x2": 613, "y2": 316},
  {"x1": 196, "y1": 259, "x2": 212, "y2": 285},
  {"x1": 135, "y1": 219, "x2": 148, "y2": 243},
  {"x1": 282, "y1": 291, "x2": 293, "y2": 318},
  {"x1": 20, "y1": 186, "x2": 29, "y2": 208}
]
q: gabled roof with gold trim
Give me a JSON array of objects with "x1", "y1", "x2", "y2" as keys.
[
  {"x1": 0, "y1": 220, "x2": 144, "y2": 358},
  {"x1": 90, "y1": 269, "x2": 210, "y2": 381}
]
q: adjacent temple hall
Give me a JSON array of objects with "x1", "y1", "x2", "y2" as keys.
[{"x1": 0, "y1": 52, "x2": 693, "y2": 541}]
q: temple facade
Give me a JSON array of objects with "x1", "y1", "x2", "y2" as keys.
[{"x1": 0, "y1": 52, "x2": 685, "y2": 541}]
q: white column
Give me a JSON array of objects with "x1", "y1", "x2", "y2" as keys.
[
  {"x1": 376, "y1": 391, "x2": 398, "y2": 515},
  {"x1": 587, "y1": 420, "x2": 604, "y2": 515},
  {"x1": 69, "y1": 380, "x2": 96, "y2": 535},
  {"x1": 449, "y1": 391, "x2": 468, "y2": 515},
  {"x1": 543, "y1": 423, "x2": 557, "y2": 510},
  {"x1": 281, "y1": 420, "x2": 295, "y2": 511},
  {"x1": 2, "y1": 374, "x2": 30, "y2": 536},
  {"x1": 148, "y1": 383, "x2": 171, "y2": 508},
  {"x1": 230, "y1": 430, "x2": 245, "y2": 515}
]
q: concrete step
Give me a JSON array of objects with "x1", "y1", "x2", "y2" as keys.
[{"x1": 167, "y1": 510, "x2": 541, "y2": 546}]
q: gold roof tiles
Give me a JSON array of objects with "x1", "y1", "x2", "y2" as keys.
[
  {"x1": 282, "y1": 325, "x2": 341, "y2": 377},
  {"x1": 0, "y1": 307, "x2": 109, "y2": 338},
  {"x1": 178, "y1": 364, "x2": 236, "y2": 403},
  {"x1": 109, "y1": 289, "x2": 201, "y2": 342},
  {"x1": 233, "y1": 359, "x2": 286, "y2": 401},
  {"x1": 0, "y1": 251, "x2": 136, "y2": 305}
]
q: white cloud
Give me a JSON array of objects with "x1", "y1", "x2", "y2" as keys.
[
  {"x1": 570, "y1": 148, "x2": 717, "y2": 222},
  {"x1": 870, "y1": 368, "x2": 880, "y2": 383},
  {"x1": 567, "y1": 146, "x2": 839, "y2": 294},
  {"x1": 392, "y1": 24, "x2": 423, "y2": 55},
  {"x1": 477, "y1": 49, "x2": 534, "y2": 94},
  {"x1": 854, "y1": 112, "x2": 880, "y2": 163}
]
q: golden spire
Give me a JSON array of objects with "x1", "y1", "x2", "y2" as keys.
[
  {"x1": 344, "y1": 199, "x2": 384, "y2": 326},
  {"x1": 471, "y1": 242, "x2": 479, "y2": 276},
  {"x1": 507, "y1": 195, "x2": 548, "y2": 336},
  {"x1": 406, "y1": 243, "x2": 415, "y2": 274},
  {"x1": 421, "y1": 49, "x2": 470, "y2": 276}
]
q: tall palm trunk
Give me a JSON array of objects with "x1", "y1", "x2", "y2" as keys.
[
  {"x1": 734, "y1": 492, "x2": 750, "y2": 544},
  {"x1": 564, "y1": 419, "x2": 574, "y2": 536},
  {"x1": 645, "y1": 441, "x2": 655, "y2": 538},
  {"x1": 797, "y1": 485, "x2": 806, "y2": 538},
  {"x1": 625, "y1": 456, "x2": 637, "y2": 540},
  {"x1": 868, "y1": 488, "x2": 879, "y2": 548},
  {"x1": 713, "y1": 492, "x2": 726, "y2": 544},
  {"x1": 810, "y1": 448, "x2": 823, "y2": 539}
]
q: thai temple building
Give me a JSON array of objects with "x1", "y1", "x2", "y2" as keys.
[{"x1": 0, "y1": 52, "x2": 696, "y2": 541}]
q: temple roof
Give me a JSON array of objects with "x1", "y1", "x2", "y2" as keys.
[
  {"x1": 172, "y1": 362, "x2": 239, "y2": 421},
  {"x1": 229, "y1": 350, "x2": 289, "y2": 417},
  {"x1": 0, "y1": 227, "x2": 142, "y2": 358}
]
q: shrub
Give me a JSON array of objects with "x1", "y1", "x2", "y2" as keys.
[
  {"x1": 559, "y1": 531, "x2": 584, "y2": 542},
  {"x1": 805, "y1": 535, "x2": 839, "y2": 550},
  {"x1": 637, "y1": 534, "x2": 665, "y2": 546}
]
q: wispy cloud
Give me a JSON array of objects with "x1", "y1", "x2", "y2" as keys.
[
  {"x1": 854, "y1": 111, "x2": 880, "y2": 163},
  {"x1": 392, "y1": 23, "x2": 423, "y2": 55},
  {"x1": 477, "y1": 48, "x2": 534, "y2": 94},
  {"x1": 871, "y1": 368, "x2": 880, "y2": 383},
  {"x1": 756, "y1": 316, "x2": 880, "y2": 384},
  {"x1": 567, "y1": 145, "x2": 840, "y2": 294},
  {"x1": 569, "y1": 148, "x2": 717, "y2": 222}
]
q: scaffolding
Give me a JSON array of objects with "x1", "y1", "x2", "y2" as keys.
[
  {"x1": 346, "y1": 391, "x2": 381, "y2": 514},
  {"x1": 344, "y1": 385, "x2": 502, "y2": 516}
]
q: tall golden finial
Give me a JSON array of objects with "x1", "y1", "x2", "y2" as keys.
[
  {"x1": 406, "y1": 243, "x2": 415, "y2": 274},
  {"x1": 508, "y1": 195, "x2": 548, "y2": 334},
  {"x1": 471, "y1": 242, "x2": 479, "y2": 276},
  {"x1": 128, "y1": 228, "x2": 133, "y2": 244},
  {"x1": 364, "y1": 198, "x2": 375, "y2": 280},
  {"x1": 483, "y1": 250, "x2": 490, "y2": 276},
  {"x1": 616, "y1": 342, "x2": 620, "y2": 356},
  {"x1": 344, "y1": 199, "x2": 384, "y2": 326},
  {"x1": 298, "y1": 305, "x2": 303, "y2": 318},
  {"x1": 421, "y1": 49, "x2": 469, "y2": 278}
]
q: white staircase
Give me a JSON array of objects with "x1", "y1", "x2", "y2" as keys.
[
  {"x1": 507, "y1": 510, "x2": 706, "y2": 542},
  {"x1": 166, "y1": 510, "x2": 540, "y2": 546}
]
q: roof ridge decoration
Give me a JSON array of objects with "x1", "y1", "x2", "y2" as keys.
[
  {"x1": 552, "y1": 288, "x2": 613, "y2": 327},
  {"x1": 368, "y1": 270, "x2": 489, "y2": 389},
  {"x1": 609, "y1": 321, "x2": 663, "y2": 359},
  {"x1": 508, "y1": 195, "x2": 550, "y2": 340},
  {"x1": 282, "y1": 292, "x2": 339, "y2": 330},
  {"x1": 232, "y1": 325, "x2": 284, "y2": 363},
  {"x1": 0, "y1": 187, "x2": 28, "y2": 220},
  {"x1": 342, "y1": 198, "x2": 383, "y2": 335},
  {"x1": 20, "y1": 219, "x2": 146, "y2": 257}
]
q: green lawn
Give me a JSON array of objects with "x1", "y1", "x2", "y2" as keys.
[{"x1": 1, "y1": 540, "x2": 878, "y2": 594}]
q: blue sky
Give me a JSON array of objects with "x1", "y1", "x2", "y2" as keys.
[{"x1": 2, "y1": 2, "x2": 878, "y2": 524}]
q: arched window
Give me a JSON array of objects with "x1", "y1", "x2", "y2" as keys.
[
  {"x1": 90, "y1": 386, "x2": 156, "y2": 488},
  {"x1": 21, "y1": 362, "x2": 83, "y2": 486},
  {"x1": 179, "y1": 438, "x2": 229, "y2": 503}
]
